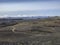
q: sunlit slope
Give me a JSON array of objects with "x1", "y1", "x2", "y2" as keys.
[{"x1": 0, "y1": 17, "x2": 60, "y2": 33}]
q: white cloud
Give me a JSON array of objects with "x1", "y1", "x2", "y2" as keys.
[
  {"x1": 0, "y1": 14, "x2": 44, "y2": 18},
  {"x1": 0, "y1": 1, "x2": 60, "y2": 12},
  {"x1": 0, "y1": 15, "x2": 8, "y2": 18}
]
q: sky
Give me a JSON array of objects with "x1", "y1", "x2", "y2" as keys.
[{"x1": 0, "y1": 0, "x2": 60, "y2": 17}]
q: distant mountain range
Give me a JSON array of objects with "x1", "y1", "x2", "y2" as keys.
[{"x1": 0, "y1": 16, "x2": 49, "y2": 20}]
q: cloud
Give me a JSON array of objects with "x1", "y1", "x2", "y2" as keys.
[
  {"x1": 0, "y1": 0, "x2": 59, "y2": 3},
  {"x1": 0, "y1": 9, "x2": 60, "y2": 16},
  {"x1": 0, "y1": 1, "x2": 60, "y2": 17},
  {"x1": 0, "y1": 14, "x2": 40, "y2": 18},
  {"x1": 0, "y1": 1, "x2": 60, "y2": 12}
]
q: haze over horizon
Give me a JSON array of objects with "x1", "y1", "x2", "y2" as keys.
[{"x1": 0, "y1": 0, "x2": 60, "y2": 17}]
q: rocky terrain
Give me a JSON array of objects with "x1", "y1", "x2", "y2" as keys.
[{"x1": 0, "y1": 16, "x2": 60, "y2": 45}]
